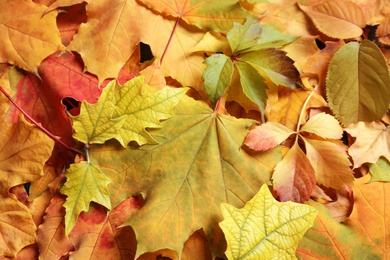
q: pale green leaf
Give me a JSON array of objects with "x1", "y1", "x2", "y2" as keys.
[
  {"x1": 220, "y1": 184, "x2": 317, "y2": 260},
  {"x1": 238, "y1": 49, "x2": 300, "y2": 89},
  {"x1": 70, "y1": 81, "x2": 125, "y2": 144},
  {"x1": 326, "y1": 40, "x2": 390, "y2": 126},
  {"x1": 300, "y1": 112, "x2": 343, "y2": 139},
  {"x1": 112, "y1": 77, "x2": 188, "y2": 146},
  {"x1": 250, "y1": 23, "x2": 297, "y2": 51},
  {"x1": 88, "y1": 96, "x2": 282, "y2": 256},
  {"x1": 71, "y1": 76, "x2": 187, "y2": 146},
  {"x1": 369, "y1": 157, "x2": 390, "y2": 183},
  {"x1": 202, "y1": 54, "x2": 234, "y2": 106},
  {"x1": 227, "y1": 18, "x2": 262, "y2": 53},
  {"x1": 60, "y1": 161, "x2": 111, "y2": 235},
  {"x1": 235, "y1": 60, "x2": 268, "y2": 112}
]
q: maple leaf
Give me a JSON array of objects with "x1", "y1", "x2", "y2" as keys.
[
  {"x1": 71, "y1": 76, "x2": 187, "y2": 146},
  {"x1": 0, "y1": 114, "x2": 54, "y2": 196},
  {"x1": 0, "y1": 0, "x2": 64, "y2": 73},
  {"x1": 345, "y1": 121, "x2": 390, "y2": 169},
  {"x1": 220, "y1": 184, "x2": 317, "y2": 259},
  {"x1": 299, "y1": 0, "x2": 366, "y2": 39},
  {"x1": 88, "y1": 96, "x2": 282, "y2": 256},
  {"x1": 0, "y1": 197, "x2": 37, "y2": 258},
  {"x1": 60, "y1": 161, "x2": 111, "y2": 235},
  {"x1": 297, "y1": 175, "x2": 389, "y2": 259},
  {"x1": 326, "y1": 40, "x2": 390, "y2": 126},
  {"x1": 139, "y1": 0, "x2": 254, "y2": 32}
]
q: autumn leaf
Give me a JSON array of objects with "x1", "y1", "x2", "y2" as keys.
[
  {"x1": 299, "y1": 0, "x2": 366, "y2": 39},
  {"x1": 220, "y1": 184, "x2": 317, "y2": 259},
  {"x1": 139, "y1": 0, "x2": 253, "y2": 32},
  {"x1": 60, "y1": 161, "x2": 111, "y2": 235},
  {"x1": 0, "y1": 197, "x2": 37, "y2": 258},
  {"x1": 0, "y1": 0, "x2": 64, "y2": 73},
  {"x1": 326, "y1": 40, "x2": 390, "y2": 126},
  {"x1": 273, "y1": 143, "x2": 316, "y2": 202},
  {"x1": 300, "y1": 112, "x2": 343, "y2": 139},
  {"x1": 88, "y1": 96, "x2": 282, "y2": 256},
  {"x1": 369, "y1": 157, "x2": 390, "y2": 182},
  {"x1": 345, "y1": 121, "x2": 390, "y2": 169},
  {"x1": 0, "y1": 114, "x2": 54, "y2": 196},
  {"x1": 71, "y1": 76, "x2": 187, "y2": 146},
  {"x1": 298, "y1": 175, "x2": 389, "y2": 259},
  {"x1": 303, "y1": 138, "x2": 354, "y2": 191},
  {"x1": 244, "y1": 122, "x2": 295, "y2": 151},
  {"x1": 37, "y1": 196, "x2": 73, "y2": 259}
]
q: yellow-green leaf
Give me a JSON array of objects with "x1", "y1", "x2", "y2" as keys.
[
  {"x1": 326, "y1": 40, "x2": 390, "y2": 126},
  {"x1": 300, "y1": 112, "x2": 343, "y2": 139},
  {"x1": 70, "y1": 81, "x2": 125, "y2": 145},
  {"x1": 227, "y1": 18, "x2": 262, "y2": 53},
  {"x1": 220, "y1": 184, "x2": 317, "y2": 260},
  {"x1": 60, "y1": 161, "x2": 111, "y2": 235},
  {"x1": 202, "y1": 54, "x2": 234, "y2": 106},
  {"x1": 71, "y1": 76, "x2": 187, "y2": 146},
  {"x1": 369, "y1": 157, "x2": 390, "y2": 183}
]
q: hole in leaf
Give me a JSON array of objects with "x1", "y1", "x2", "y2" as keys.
[
  {"x1": 140, "y1": 42, "x2": 154, "y2": 63},
  {"x1": 315, "y1": 38, "x2": 325, "y2": 50}
]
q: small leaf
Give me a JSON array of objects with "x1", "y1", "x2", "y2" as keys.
[
  {"x1": 220, "y1": 184, "x2": 317, "y2": 259},
  {"x1": 239, "y1": 49, "x2": 300, "y2": 89},
  {"x1": 71, "y1": 76, "x2": 187, "y2": 146},
  {"x1": 300, "y1": 112, "x2": 343, "y2": 139},
  {"x1": 369, "y1": 157, "x2": 390, "y2": 183},
  {"x1": 253, "y1": 24, "x2": 297, "y2": 50},
  {"x1": 60, "y1": 162, "x2": 111, "y2": 235},
  {"x1": 303, "y1": 138, "x2": 354, "y2": 191},
  {"x1": 227, "y1": 18, "x2": 262, "y2": 53},
  {"x1": 345, "y1": 121, "x2": 390, "y2": 168},
  {"x1": 245, "y1": 122, "x2": 295, "y2": 151},
  {"x1": 202, "y1": 54, "x2": 234, "y2": 106},
  {"x1": 235, "y1": 61, "x2": 268, "y2": 112},
  {"x1": 326, "y1": 40, "x2": 390, "y2": 126},
  {"x1": 273, "y1": 142, "x2": 316, "y2": 202},
  {"x1": 299, "y1": 0, "x2": 365, "y2": 39}
]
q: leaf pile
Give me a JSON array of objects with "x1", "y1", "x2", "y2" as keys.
[{"x1": 0, "y1": 0, "x2": 389, "y2": 259}]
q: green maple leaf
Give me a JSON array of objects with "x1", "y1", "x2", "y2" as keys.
[
  {"x1": 88, "y1": 96, "x2": 282, "y2": 256},
  {"x1": 60, "y1": 161, "x2": 111, "y2": 235},
  {"x1": 220, "y1": 184, "x2": 317, "y2": 259},
  {"x1": 71, "y1": 76, "x2": 187, "y2": 146}
]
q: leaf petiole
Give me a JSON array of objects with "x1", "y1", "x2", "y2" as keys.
[
  {"x1": 0, "y1": 86, "x2": 81, "y2": 155},
  {"x1": 295, "y1": 85, "x2": 318, "y2": 143}
]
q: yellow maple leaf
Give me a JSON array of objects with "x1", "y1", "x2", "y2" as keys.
[{"x1": 220, "y1": 184, "x2": 317, "y2": 259}]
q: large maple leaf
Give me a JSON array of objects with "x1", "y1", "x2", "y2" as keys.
[
  {"x1": 88, "y1": 96, "x2": 282, "y2": 257},
  {"x1": 0, "y1": 0, "x2": 64, "y2": 73}
]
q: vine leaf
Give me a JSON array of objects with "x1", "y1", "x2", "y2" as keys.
[
  {"x1": 60, "y1": 161, "x2": 111, "y2": 235},
  {"x1": 220, "y1": 184, "x2": 317, "y2": 259},
  {"x1": 326, "y1": 40, "x2": 390, "y2": 126},
  {"x1": 88, "y1": 96, "x2": 282, "y2": 256},
  {"x1": 71, "y1": 76, "x2": 187, "y2": 146}
]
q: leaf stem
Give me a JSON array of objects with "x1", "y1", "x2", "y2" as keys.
[
  {"x1": 160, "y1": 16, "x2": 181, "y2": 65},
  {"x1": 295, "y1": 86, "x2": 318, "y2": 142},
  {"x1": 0, "y1": 86, "x2": 80, "y2": 155}
]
